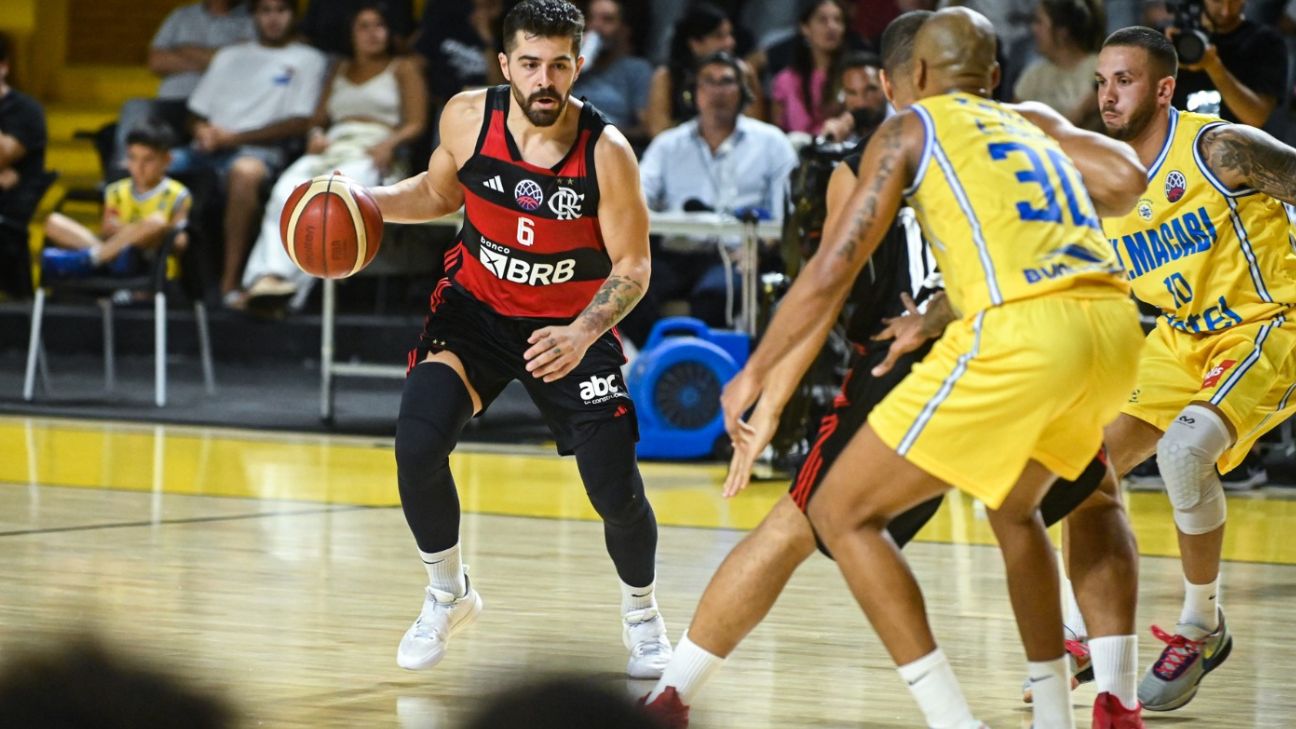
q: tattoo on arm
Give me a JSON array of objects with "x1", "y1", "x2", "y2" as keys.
[
  {"x1": 575, "y1": 274, "x2": 646, "y2": 335},
  {"x1": 838, "y1": 118, "x2": 904, "y2": 264},
  {"x1": 920, "y1": 293, "x2": 957, "y2": 339},
  {"x1": 1203, "y1": 126, "x2": 1296, "y2": 204}
]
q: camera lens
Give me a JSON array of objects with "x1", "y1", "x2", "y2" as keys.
[{"x1": 1175, "y1": 29, "x2": 1208, "y2": 65}]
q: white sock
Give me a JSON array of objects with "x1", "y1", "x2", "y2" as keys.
[
  {"x1": 1179, "y1": 575, "x2": 1220, "y2": 631},
  {"x1": 1090, "y1": 635, "x2": 1139, "y2": 710},
  {"x1": 1027, "y1": 656, "x2": 1076, "y2": 729},
  {"x1": 88, "y1": 243, "x2": 106, "y2": 265},
  {"x1": 419, "y1": 544, "x2": 465, "y2": 597},
  {"x1": 646, "y1": 631, "x2": 724, "y2": 704},
  {"x1": 622, "y1": 578, "x2": 656, "y2": 614},
  {"x1": 897, "y1": 649, "x2": 976, "y2": 729},
  {"x1": 1061, "y1": 574, "x2": 1087, "y2": 640}
]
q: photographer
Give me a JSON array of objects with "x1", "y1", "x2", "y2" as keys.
[{"x1": 1167, "y1": 0, "x2": 1287, "y2": 127}]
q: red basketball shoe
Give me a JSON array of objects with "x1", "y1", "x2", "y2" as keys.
[
  {"x1": 639, "y1": 687, "x2": 689, "y2": 729},
  {"x1": 1093, "y1": 691, "x2": 1144, "y2": 729}
]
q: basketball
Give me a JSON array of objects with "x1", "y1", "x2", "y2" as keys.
[{"x1": 279, "y1": 173, "x2": 383, "y2": 279}]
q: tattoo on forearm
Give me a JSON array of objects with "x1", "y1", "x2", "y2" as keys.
[
  {"x1": 839, "y1": 119, "x2": 904, "y2": 262},
  {"x1": 1204, "y1": 126, "x2": 1296, "y2": 204},
  {"x1": 575, "y1": 274, "x2": 645, "y2": 334},
  {"x1": 920, "y1": 293, "x2": 956, "y2": 339}
]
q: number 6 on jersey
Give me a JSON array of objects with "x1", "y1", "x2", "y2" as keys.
[{"x1": 517, "y1": 217, "x2": 535, "y2": 247}]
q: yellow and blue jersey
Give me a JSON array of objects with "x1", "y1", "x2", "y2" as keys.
[
  {"x1": 904, "y1": 92, "x2": 1128, "y2": 316},
  {"x1": 1103, "y1": 108, "x2": 1296, "y2": 333},
  {"x1": 104, "y1": 177, "x2": 191, "y2": 228}
]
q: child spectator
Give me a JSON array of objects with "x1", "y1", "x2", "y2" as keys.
[{"x1": 41, "y1": 120, "x2": 190, "y2": 279}]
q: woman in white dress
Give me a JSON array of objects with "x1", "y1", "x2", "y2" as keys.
[{"x1": 239, "y1": 2, "x2": 427, "y2": 310}]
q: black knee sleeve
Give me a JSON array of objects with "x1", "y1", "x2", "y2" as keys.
[
  {"x1": 1039, "y1": 454, "x2": 1107, "y2": 527},
  {"x1": 574, "y1": 416, "x2": 657, "y2": 587},
  {"x1": 395, "y1": 363, "x2": 474, "y2": 554}
]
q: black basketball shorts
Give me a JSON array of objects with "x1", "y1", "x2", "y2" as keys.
[{"x1": 411, "y1": 286, "x2": 637, "y2": 455}]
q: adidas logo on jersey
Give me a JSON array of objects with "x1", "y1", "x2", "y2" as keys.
[{"x1": 482, "y1": 176, "x2": 504, "y2": 192}]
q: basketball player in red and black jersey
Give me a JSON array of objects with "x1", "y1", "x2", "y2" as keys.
[{"x1": 364, "y1": 0, "x2": 670, "y2": 677}]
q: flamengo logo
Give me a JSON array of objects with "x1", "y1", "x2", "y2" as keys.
[
  {"x1": 478, "y1": 244, "x2": 576, "y2": 285},
  {"x1": 1201, "y1": 359, "x2": 1237, "y2": 389},
  {"x1": 548, "y1": 186, "x2": 584, "y2": 220},
  {"x1": 579, "y1": 373, "x2": 623, "y2": 403}
]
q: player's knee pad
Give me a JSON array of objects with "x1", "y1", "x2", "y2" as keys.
[
  {"x1": 395, "y1": 363, "x2": 473, "y2": 475},
  {"x1": 1156, "y1": 404, "x2": 1232, "y2": 535},
  {"x1": 574, "y1": 416, "x2": 650, "y2": 526}
]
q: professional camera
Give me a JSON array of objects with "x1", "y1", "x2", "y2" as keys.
[{"x1": 1170, "y1": 0, "x2": 1210, "y2": 65}]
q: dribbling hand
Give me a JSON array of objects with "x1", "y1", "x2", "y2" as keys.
[
  {"x1": 720, "y1": 369, "x2": 763, "y2": 444},
  {"x1": 524, "y1": 324, "x2": 594, "y2": 382},
  {"x1": 722, "y1": 405, "x2": 778, "y2": 498}
]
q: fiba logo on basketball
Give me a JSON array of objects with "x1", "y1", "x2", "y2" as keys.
[
  {"x1": 515, "y1": 179, "x2": 544, "y2": 211},
  {"x1": 548, "y1": 186, "x2": 584, "y2": 220},
  {"x1": 1165, "y1": 170, "x2": 1187, "y2": 203}
]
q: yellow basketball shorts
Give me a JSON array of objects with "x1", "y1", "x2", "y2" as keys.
[
  {"x1": 1122, "y1": 311, "x2": 1296, "y2": 473},
  {"x1": 869, "y1": 294, "x2": 1144, "y2": 509}
]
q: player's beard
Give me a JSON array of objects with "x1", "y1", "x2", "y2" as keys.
[
  {"x1": 512, "y1": 84, "x2": 567, "y2": 127},
  {"x1": 1103, "y1": 94, "x2": 1156, "y2": 142}
]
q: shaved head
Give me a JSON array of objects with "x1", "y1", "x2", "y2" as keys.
[{"x1": 911, "y1": 7, "x2": 999, "y2": 99}]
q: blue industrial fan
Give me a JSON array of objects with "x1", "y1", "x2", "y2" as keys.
[{"x1": 628, "y1": 317, "x2": 750, "y2": 459}]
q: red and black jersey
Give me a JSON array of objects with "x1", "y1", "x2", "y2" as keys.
[{"x1": 447, "y1": 85, "x2": 611, "y2": 319}]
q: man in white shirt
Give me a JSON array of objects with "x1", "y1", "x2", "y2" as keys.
[
  {"x1": 624, "y1": 51, "x2": 796, "y2": 343},
  {"x1": 176, "y1": 0, "x2": 327, "y2": 302}
]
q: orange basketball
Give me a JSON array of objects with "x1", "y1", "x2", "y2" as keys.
[{"x1": 279, "y1": 174, "x2": 383, "y2": 279}]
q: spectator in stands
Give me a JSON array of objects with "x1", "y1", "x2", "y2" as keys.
[
  {"x1": 644, "y1": 3, "x2": 765, "y2": 137},
  {"x1": 41, "y1": 121, "x2": 190, "y2": 280},
  {"x1": 626, "y1": 51, "x2": 797, "y2": 344},
  {"x1": 415, "y1": 0, "x2": 506, "y2": 108},
  {"x1": 769, "y1": 0, "x2": 848, "y2": 136},
  {"x1": 571, "y1": 0, "x2": 654, "y2": 142},
  {"x1": 115, "y1": 0, "x2": 256, "y2": 176},
  {"x1": 1014, "y1": 0, "x2": 1104, "y2": 130},
  {"x1": 302, "y1": 0, "x2": 415, "y2": 57},
  {"x1": 0, "y1": 31, "x2": 47, "y2": 300},
  {"x1": 1170, "y1": 0, "x2": 1288, "y2": 127},
  {"x1": 818, "y1": 50, "x2": 887, "y2": 143},
  {"x1": 176, "y1": 0, "x2": 327, "y2": 305},
  {"x1": 238, "y1": 2, "x2": 427, "y2": 313}
]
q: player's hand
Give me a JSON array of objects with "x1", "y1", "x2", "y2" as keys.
[
  {"x1": 722, "y1": 405, "x2": 778, "y2": 498},
  {"x1": 524, "y1": 324, "x2": 595, "y2": 382},
  {"x1": 721, "y1": 368, "x2": 763, "y2": 442},
  {"x1": 871, "y1": 292, "x2": 927, "y2": 377}
]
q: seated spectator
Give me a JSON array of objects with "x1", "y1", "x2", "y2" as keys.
[
  {"x1": 625, "y1": 51, "x2": 797, "y2": 344},
  {"x1": 0, "y1": 32, "x2": 48, "y2": 299},
  {"x1": 238, "y1": 2, "x2": 427, "y2": 312},
  {"x1": 644, "y1": 3, "x2": 765, "y2": 137},
  {"x1": 1014, "y1": 0, "x2": 1104, "y2": 130},
  {"x1": 175, "y1": 0, "x2": 327, "y2": 305},
  {"x1": 818, "y1": 50, "x2": 887, "y2": 143},
  {"x1": 41, "y1": 121, "x2": 190, "y2": 280},
  {"x1": 571, "y1": 0, "x2": 654, "y2": 142},
  {"x1": 115, "y1": 0, "x2": 256, "y2": 176},
  {"x1": 770, "y1": 0, "x2": 848, "y2": 136},
  {"x1": 301, "y1": 0, "x2": 415, "y2": 57},
  {"x1": 1171, "y1": 0, "x2": 1287, "y2": 127}
]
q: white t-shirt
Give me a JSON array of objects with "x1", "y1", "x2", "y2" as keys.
[
  {"x1": 1013, "y1": 54, "x2": 1099, "y2": 117},
  {"x1": 188, "y1": 42, "x2": 327, "y2": 133},
  {"x1": 151, "y1": 2, "x2": 256, "y2": 100}
]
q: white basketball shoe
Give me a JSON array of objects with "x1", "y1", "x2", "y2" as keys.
[
  {"x1": 623, "y1": 606, "x2": 672, "y2": 679},
  {"x1": 396, "y1": 573, "x2": 483, "y2": 671}
]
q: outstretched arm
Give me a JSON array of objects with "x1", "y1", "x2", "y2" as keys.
[
  {"x1": 368, "y1": 91, "x2": 477, "y2": 222},
  {"x1": 721, "y1": 111, "x2": 920, "y2": 435},
  {"x1": 1200, "y1": 123, "x2": 1296, "y2": 205},
  {"x1": 1012, "y1": 100, "x2": 1146, "y2": 217}
]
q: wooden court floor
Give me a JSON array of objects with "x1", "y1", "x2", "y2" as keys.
[{"x1": 3, "y1": 414, "x2": 1296, "y2": 727}]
